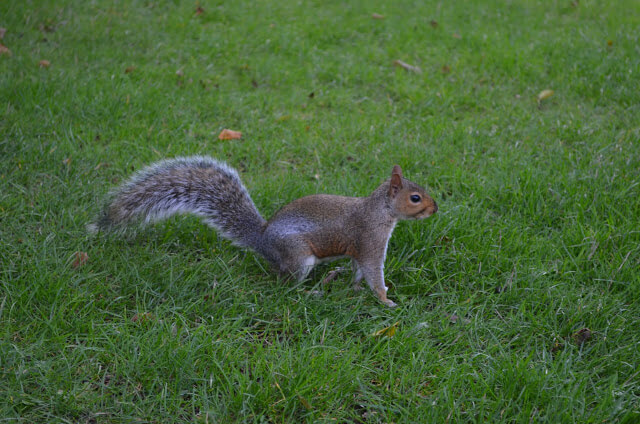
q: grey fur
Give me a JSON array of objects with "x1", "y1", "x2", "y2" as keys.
[
  {"x1": 92, "y1": 156, "x2": 266, "y2": 249},
  {"x1": 91, "y1": 156, "x2": 438, "y2": 306}
]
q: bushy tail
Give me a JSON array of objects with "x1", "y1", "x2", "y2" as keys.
[{"x1": 89, "y1": 156, "x2": 266, "y2": 249}]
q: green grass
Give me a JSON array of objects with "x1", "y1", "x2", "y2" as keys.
[{"x1": 2, "y1": 0, "x2": 639, "y2": 422}]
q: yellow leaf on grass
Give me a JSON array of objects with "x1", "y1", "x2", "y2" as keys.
[
  {"x1": 38, "y1": 59, "x2": 50, "y2": 68},
  {"x1": 537, "y1": 89, "x2": 554, "y2": 102},
  {"x1": 372, "y1": 321, "x2": 400, "y2": 338},
  {"x1": 218, "y1": 129, "x2": 242, "y2": 140}
]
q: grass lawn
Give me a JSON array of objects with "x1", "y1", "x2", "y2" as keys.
[{"x1": 2, "y1": 0, "x2": 639, "y2": 422}]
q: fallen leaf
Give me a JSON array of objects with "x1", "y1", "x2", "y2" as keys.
[
  {"x1": 0, "y1": 28, "x2": 6, "y2": 39},
  {"x1": 38, "y1": 59, "x2": 50, "y2": 68},
  {"x1": 131, "y1": 312, "x2": 153, "y2": 323},
  {"x1": 537, "y1": 89, "x2": 554, "y2": 101},
  {"x1": 0, "y1": 44, "x2": 11, "y2": 56},
  {"x1": 607, "y1": 40, "x2": 613, "y2": 46},
  {"x1": 94, "y1": 162, "x2": 110, "y2": 171},
  {"x1": 430, "y1": 20, "x2": 439, "y2": 28},
  {"x1": 372, "y1": 13, "x2": 385, "y2": 19},
  {"x1": 441, "y1": 65, "x2": 451, "y2": 74},
  {"x1": 125, "y1": 66, "x2": 136, "y2": 74},
  {"x1": 372, "y1": 321, "x2": 400, "y2": 338},
  {"x1": 572, "y1": 328, "x2": 592, "y2": 345},
  {"x1": 308, "y1": 91, "x2": 315, "y2": 98},
  {"x1": 175, "y1": 69, "x2": 184, "y2": 77},
  {"x1": 71, "y1": 251, "x2": 89, "y2": 268},
  {"x1": 298, "y1": 395, "x2": 313, "y2": 410},
  {"x1": 537, "y1": 89, "x2": 554, "y2": 106},
  {"x1": 195, "y1": 6, "x2": 204, "y2": 15},
  {"x1": 551, "y1": 339, "x2": 564, "y2": 354},
  {"x1": 393, "y1": 59, "x2": 422, "y2": 74},
  {"x1": 218, "y1": 129, "x2": 242, "y2": 140}
]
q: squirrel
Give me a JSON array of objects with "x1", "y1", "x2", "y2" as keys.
[{"x1": 90, "y1": 156, "x2": 438, "y2": 307}]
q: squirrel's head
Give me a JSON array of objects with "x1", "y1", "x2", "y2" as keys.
[{"x1": 388, "y1": 165, "x2": 438, "y2": 220}]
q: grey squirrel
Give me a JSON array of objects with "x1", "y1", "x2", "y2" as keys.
[{"x1": 90, "y1": 156, "x2": 438, "y2": 307}]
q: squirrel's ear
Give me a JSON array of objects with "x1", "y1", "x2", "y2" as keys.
[{"x1": 389, "y1": 165, "x2": 403, "y2": 197}]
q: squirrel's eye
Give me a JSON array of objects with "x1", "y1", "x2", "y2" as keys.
[{"x1": 410, "y1": 194, "x2": 421, "y2": 203}]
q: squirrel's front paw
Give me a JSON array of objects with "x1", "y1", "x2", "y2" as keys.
[
  {"x1": 375, "y1": 286, "x2": 397, "y2": 307},
  {"x1": 383, "y1": 298, "x2": 398, "y2": 308}
]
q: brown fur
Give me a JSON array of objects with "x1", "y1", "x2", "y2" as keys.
[{"x1": 91, "y1": 157, "x2": 437, "y2": 307}]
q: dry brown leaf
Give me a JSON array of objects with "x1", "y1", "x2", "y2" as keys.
[
  {"x1": 551, "y1": 339, "x2": 564, "y2": 354},
  {"x1": 38, "y1": 59, "x2": 50, "y2": 68},
  {"x1": 430, "y1": 20, "x2": 439, "y2": 28},
  {"x1": 218, "y1": 129, "x2": 242, "y2": 140},
  {"x1": 0, "y1": 44, "x2": 11, "y2": 56},
  {"x1": 0, "y1": 28, "x2": 6, "y2": 39},
  {"x1": 72, "y1": 251, "x2": 89, "y2": 268},
  {"x1": 441, "y1": 65, "x2": 451, "y2": 74},
  {"x1": 372, "y1": 321, "x2": 400, "y2": 338},
  {"x1": 131, "y1": 312, "x2": 153, "y2": 323},
  {"x1": 572, "y1": 328, "x2": 592, "y2": 345},
  {"x1": 371, "y1": 13, "x2": 385, "y2": 19},
  {"x1": 195, "y1": 6, "x2": 204, "y2": 15},
  {"x1": 607, "y1": 40, "x2": 613, "y2": 46},
  {"x1": 125, "y1": 66, "x2": 136, "y2": 74},
  {"x1": 393, "y1": 60, "x2": 422, "y2": 74}
]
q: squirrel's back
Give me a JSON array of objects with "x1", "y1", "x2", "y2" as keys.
[{"x1": 90, "y1": 156, "x2": 266, "y2": 249}]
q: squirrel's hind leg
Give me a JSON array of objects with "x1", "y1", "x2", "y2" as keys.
[{"x1": 352, "y1": 260, "x2": 364, "y2": 292}]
